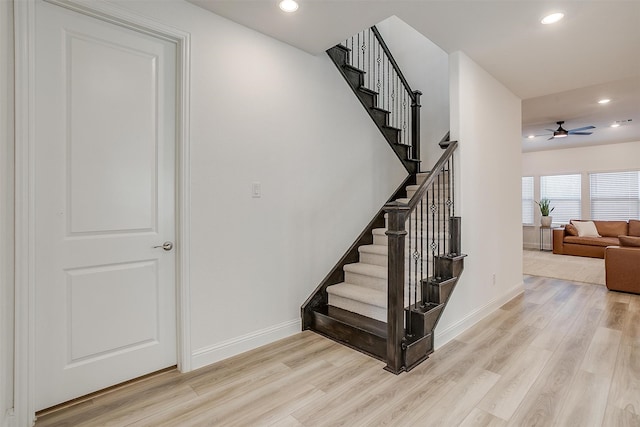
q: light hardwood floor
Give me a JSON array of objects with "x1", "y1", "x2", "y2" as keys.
[{"x1": 36, "y1": 276, "x2": 640, "y2": 426}]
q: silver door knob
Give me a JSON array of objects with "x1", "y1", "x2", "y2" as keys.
[{"x1": 153, "y1": 241, "x2": 174, "y2": 251}]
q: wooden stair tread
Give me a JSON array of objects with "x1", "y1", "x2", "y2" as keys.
[
  {"x1": 342, "y1": 63, "x2": 365, "y2": 74},
  {"x1": 332, "y1": 44, "x2": 350, "y2": 53},
  {"x1": 358, "y1": 87, "x2": 378, "y2": 96},
  {"x1": 370, "y1": 106, "x2": 391, "y2": 114}
]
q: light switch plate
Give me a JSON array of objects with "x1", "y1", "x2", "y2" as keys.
[{"x1": 252, "y1": 182, "x2": 261, "y2": 198}]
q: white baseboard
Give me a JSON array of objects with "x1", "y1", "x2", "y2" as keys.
[
  {"x1": 434, "y1": 282, "x2": 524, "y2": 348},
  {"x1": 191, "y1": 319, "x2": 301, "y2": 370}
]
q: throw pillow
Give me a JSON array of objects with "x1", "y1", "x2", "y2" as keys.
[
  {"x1": 629, "y1": 219, "x2": 640, "y2": 237},
  {"x1": 572, "y1": 220, "x2": 600, "y2": 237},
  {"x1": 564, "y1": 224, "x2": 578, "y2": 236},
  {"x1": 619, "y1": 235, "x2": 640, "y2": 247}
]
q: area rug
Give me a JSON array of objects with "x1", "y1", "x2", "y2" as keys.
[{"x1": 523, "y1": 249, "x2": 605, "y2": 285}]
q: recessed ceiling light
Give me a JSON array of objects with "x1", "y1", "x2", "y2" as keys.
[
  {"x1": 611, "y1": 123, "x2": 620, "y2": 128},
  {"x1": 527, "y1": 135, "x2": 535, "y2": 139},
  {"x1": 541, "y1": 12, "x2": 564, "y2": 25},
  {"x1": 598, "y1": 99, "x2": 611, "y2": 104},
  {"x1": 279, "y1": 0, "x2": 299, "y2": 12}
]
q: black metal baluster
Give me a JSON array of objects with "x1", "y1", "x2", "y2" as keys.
[
  {"x1": 393, "y1": 73, "x2": 397, "y2": 130},
  {"x1": 452, "y1": 153, "x2": 456, "y2": 216},
  {"x1": 407, "y1": 206, "x2": 412, "y2": 337},
  {"x1": 357, "y1": 32, "x2": 360, "y2": 70},
  {"x1": 414, "y1": 195, "x2": 418, "y2": 308},
  {"x1": 386, "y1": 57, "x2": 390, "y2": 114},
  {"x1": 420, "y1": 197, "x2": 425, "y2": 307},
  {"x1": 369, "y1": 29, "x2": 373, "y2": 90},
  {"x1": 376, "y1": 38, "x2": 381, "y2": 100},
  {"x1": 438, "y1": 169, "x2": 443, "y2": 258},
  {"x1": 431, "y1": 183, "x2": 436, "y2": 277}
]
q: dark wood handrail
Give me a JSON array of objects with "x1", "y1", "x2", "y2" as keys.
[
  {"x1": 371, "y1": 26, "x2": 416, "y2": 103},
  {"x1": 406, "y1": 140, "x2": 458, "y2": 211}
]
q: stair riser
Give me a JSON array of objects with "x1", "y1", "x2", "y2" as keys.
[
  {"x1": 373, "y1": 234, "x2": 387, "y2": 246},
  {"x1": 359, "y1": 252, "x2": 387, "y2": 267},
  {"x1": 416, "y1": 174, "x2": 451, "y2": 183},
  {"x1": 370, "y1": 108, "x2": 389, "y2": 126},
  {"x1": 382, "y1": 127, "x2": 400, "y2": 145},
  {"x1": 357, "y1": 90, "x2": 376, "y2": 109},
  {"x1": 360, "y1": 251, "x2": 437, "y2": 266},
  {"x1": 406, "y1": 189, "x2": 452, "y2": 199},
  {"x1": 344, "y1": 271, "x2": 386, "y2": 291},
  {"x1": 343, "y1": 67, "x2": 364, "y2": 88},
  {"x1": 327, "y1": 46, "x2": 349, "y2": 66},
  {"x1": 385, "y1": 218, "x2": 450, "y2": 230},
  {"x1": 391, "y1": 143, "x2": 410, "y2": 159},
  {"x1": 373, "y1": 233, "x2": 449, "y2": 246},
  {"x1": 328, "y1": 296, "x2": 386, "y2": 323}
]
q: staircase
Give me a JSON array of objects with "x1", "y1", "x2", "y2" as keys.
[
  {"x1": 326, "y1": 27, "x2": 422, "y2": 174},
  {"x1": 302, "y1": 26, "x2": 466, "y2": 374}
]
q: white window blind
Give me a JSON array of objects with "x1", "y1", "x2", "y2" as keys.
[
  {"x1": 590, "y1": 171, "x2": 640, "y2": 220},
  {"x1": 522, "y1": 176, "x2": 534, "y2": 224},
  {"x1": 540, "y1": 174, "x2": 581, "y2": 224}
]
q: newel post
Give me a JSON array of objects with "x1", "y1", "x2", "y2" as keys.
[
  {"x1": 384, "y1": 201, "x2": 409, "y2": 374},
  {"x1": 411, "y1": 90, "x2": 422, "y2": 161}
]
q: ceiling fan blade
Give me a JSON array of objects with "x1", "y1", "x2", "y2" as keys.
[
  {"x1": 568, "y1": 125, "x2": 595, "y2": 132},
  {"x1": 547, "y1": 136, "x2": 555, "y2": 140},
  {"x1": 545, "y1": 129, "x2": 556, "y2": 132},
  {"x1": 569, "y1": 131, "x2": 593, "y2": 135}
]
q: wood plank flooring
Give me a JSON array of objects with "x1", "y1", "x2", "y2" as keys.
[{"x1": 35, "y1": 276, "x2": 640, "y2": 426}]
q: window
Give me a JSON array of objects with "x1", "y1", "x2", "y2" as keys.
[
  {"x1": 522, "y1": 176, "x2": 534, "y2": 224},
  {"x1": 590, "y1": 171, "x2": 640, "y2": 220},
  {"x1": 540, "y1": 174, "x2": 581, "y2": 224}
]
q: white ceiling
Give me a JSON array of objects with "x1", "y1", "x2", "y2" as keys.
[{"x1": 188, "y1": 0, "x2": 640, "y2": 152}]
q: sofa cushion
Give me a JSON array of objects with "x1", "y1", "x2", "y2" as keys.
[
  {"x1": 572, "y1": 220, "x2": 600, "y2": 237},
  {"x1": 564, "y1": 236, "x2": 619, "y2": 247},
  {"x1": 619, "y1": 235, "x2": 640, "y2": 247},
  {"x1": 629, "y1": 220, "x2": 640, "y2": 237},
  {"x1": 565, "y1": 224, "x2": 578, "y2": 236},
  {"x1": 594, "y1": 220, "x2": 628, "y2": 237}
]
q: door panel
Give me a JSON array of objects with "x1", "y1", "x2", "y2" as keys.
[
  {"x1": 67, "y1": 32, "x2": 158, "y2": 235},
  {"x1": 34, "y1": 1, "x2": 177, "y2": 410},
  {"x1": 67, "y1": 260, "x2": 159, "y2": 363}
]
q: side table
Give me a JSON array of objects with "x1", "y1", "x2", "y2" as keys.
[
  {"x1": 539, "y1": 226, "x2": 558, "y2": 251},
  {"x1": 540, "y1": 225, "x2": 560, "y2": 251}
]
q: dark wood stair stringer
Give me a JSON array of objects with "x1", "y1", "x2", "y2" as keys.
[{"x1": 326, "y1": 44, "x2": 420, "y2": 174}]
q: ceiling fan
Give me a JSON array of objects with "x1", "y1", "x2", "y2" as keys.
[{"x1": 545, "y1": 121, "x2": 595, "y2": 140}]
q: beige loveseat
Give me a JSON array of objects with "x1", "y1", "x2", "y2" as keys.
[{"x1": 552, "y1": 219, "x2": 640, "y2": 259}]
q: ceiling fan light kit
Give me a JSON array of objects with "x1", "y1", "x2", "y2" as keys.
[{"x1": 544, "y1": 121, "x2": 595, "y2": 140}]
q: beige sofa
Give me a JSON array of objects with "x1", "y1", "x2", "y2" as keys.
[{"x1": 553, "y1": 219, "x2": 640, "y2": 259}]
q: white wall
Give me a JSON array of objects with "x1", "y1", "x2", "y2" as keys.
[
  {"x1": 436, "y1": 52, "x2": 523, "y2": 345},
  {"x1": 108, "y1": 0, "x2": 407, "y2": 368},
  {"x1": 1, "y1": 0, "x2": 14, "y2": 425},
  {"x1": 375, "y1": 16, "x2": 450, "y2": 170},
  {"x1": 522, "y1": 140, "x2": 640, "y2": 248}
]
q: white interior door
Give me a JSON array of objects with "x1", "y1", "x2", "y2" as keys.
[{"x1": 34, "y1": 0, "x2": 177, "y2": 410}]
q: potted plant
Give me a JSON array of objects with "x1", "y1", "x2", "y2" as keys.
[{"x1": 536, "y1": 198, "x2": 555, "y2": 227}]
